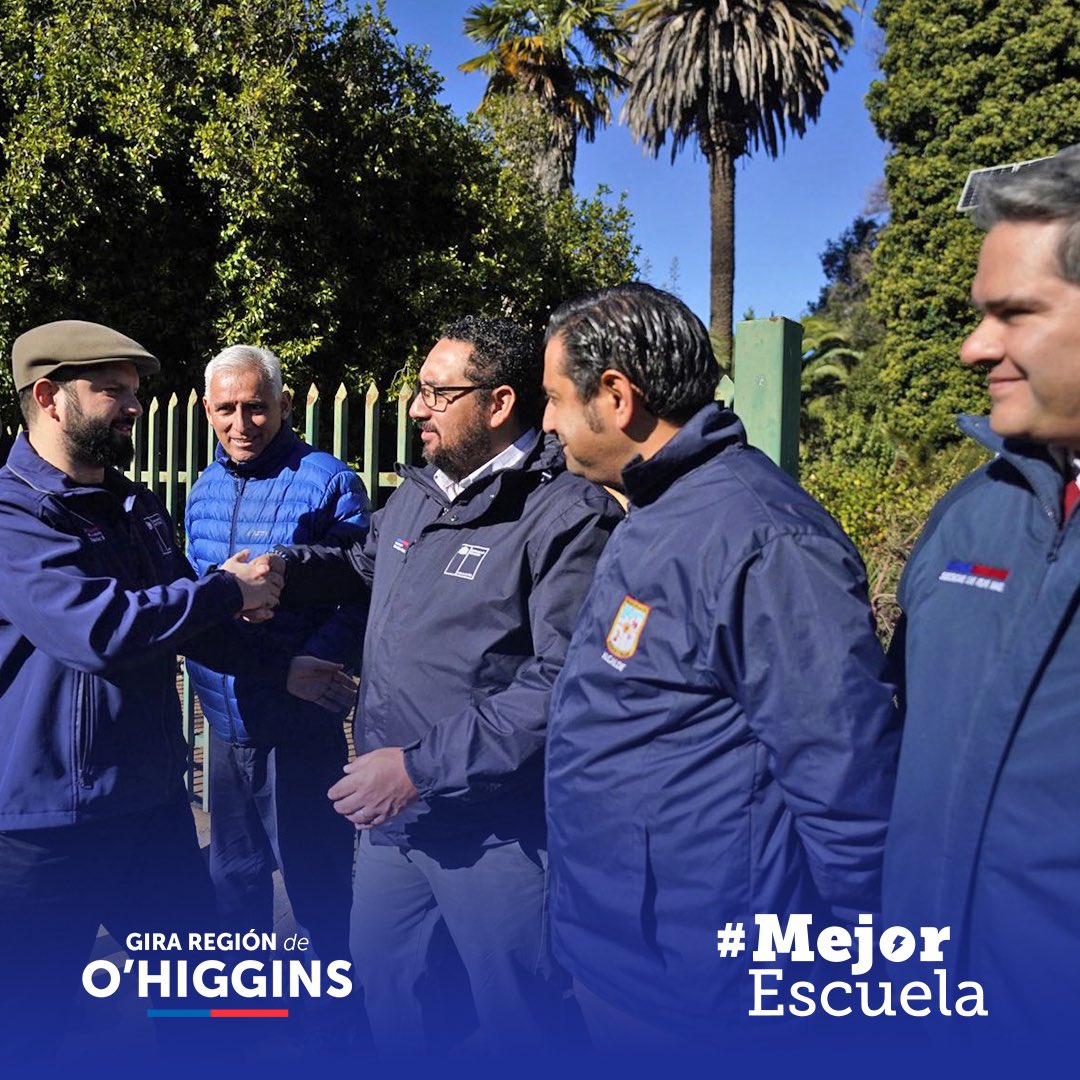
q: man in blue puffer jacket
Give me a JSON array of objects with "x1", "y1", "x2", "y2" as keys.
[
  {"x1": 541, "y1": 284, "x2": 899, "y2": 1044},
  {"x1": 186, "y1": 344, "x2": 369, "y2": 963}
]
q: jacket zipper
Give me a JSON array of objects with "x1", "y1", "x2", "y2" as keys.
[
  {"x1": 224, "y1": 474, "x2": 248, "y2": 743},
  {"x1": 76, "y1": 671, "x2": 96, "y2": 788}
]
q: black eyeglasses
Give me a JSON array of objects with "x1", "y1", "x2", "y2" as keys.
[{"x1": 417, "y1": 383, "x2": 496, "y2": 411}]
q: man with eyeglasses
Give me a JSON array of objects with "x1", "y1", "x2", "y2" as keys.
[{"x1": 273, "y1": 316, "x2": 622, "y2": 1053}]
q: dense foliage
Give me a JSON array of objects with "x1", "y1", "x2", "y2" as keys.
[
  {"x1": 794, "y1": 0, "x2": 1080, "y2": 638},
  {"x1": 867, "y1": 0, "x2": 1080, "y2": 459},
  {"x1": 0, "y1": 0, "x2": 637, "y2": 431}
]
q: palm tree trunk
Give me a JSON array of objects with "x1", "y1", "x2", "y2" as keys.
[
  {"x1": 707, "y1": 146, "x2": 735, "y2": 371},
  {"x1": 533, "y1": 112, "x2": 576, "y2": 197}
]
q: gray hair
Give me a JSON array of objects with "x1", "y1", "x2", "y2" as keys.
[
  {"x1": 974, "y1": 145, "x2": 1080, "y2": 285},
  {"x1": 203, "y1": 344, "x2": 283, "y2": 398}
]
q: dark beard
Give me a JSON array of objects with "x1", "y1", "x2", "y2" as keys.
[
  {"x1": 423, "y1": 420, "x2": 494, "y2": 482},
  {"x1": 63, "y1": 395, "x2": 135, "y2": 469}
]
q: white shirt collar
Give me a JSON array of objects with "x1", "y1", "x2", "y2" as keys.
[{"x1": 433, "y1": 429, "x2": 540, "y2": 502}]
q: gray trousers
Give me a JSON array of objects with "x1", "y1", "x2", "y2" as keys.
[{"x1": 350, "y1": 830, "x2": 566, "y2": 1054}]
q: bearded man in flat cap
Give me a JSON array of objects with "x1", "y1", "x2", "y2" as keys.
[{"x1": 0, "y1": 320, "x2": 354, "y2": 1058}]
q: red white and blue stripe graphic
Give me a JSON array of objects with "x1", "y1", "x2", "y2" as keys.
[
  {"x1": 938, "y1": 560, "x2": 1009, "y2": 593},
  {"x1": 147, "y1": 1008, "x2": 288, "y2": 1018}
]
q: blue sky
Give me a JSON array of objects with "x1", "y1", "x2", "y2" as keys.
[{"x1": 381, "y1": 1, "x2": 888, "y2": 327}]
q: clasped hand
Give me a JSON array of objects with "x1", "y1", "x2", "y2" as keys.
[{"x1": 220, "y1": 549, "x2": 285, "y2": 622}]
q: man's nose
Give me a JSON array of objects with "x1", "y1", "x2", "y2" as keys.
[{"x1": 960, "y1": 316, "x2": 1003, "y2": 368}]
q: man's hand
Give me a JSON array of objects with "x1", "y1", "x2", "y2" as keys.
[
  {"x1": 328, "y1": 748, "x2": 419, "y2": 829},
  {"x1": 221, "y1": 549, "x2": 284, "y2": 619},
  {"x1": 286, "y1": 655, "x2": 357, "y2": 714}
]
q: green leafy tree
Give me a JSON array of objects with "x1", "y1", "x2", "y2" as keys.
[
  {"x1": 0, "y1": 1, "x2": 637, "y2": 433},
  {"x1": 622, "y1": 0, "x2": 854, "y2": 364},
  {"x1": 461, "y1": 0, "x2": 629, "y2": 196}
]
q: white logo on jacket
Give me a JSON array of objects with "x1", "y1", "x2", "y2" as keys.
[
  {"x1": 142, "y1": 513, "x2": 174, "y2": 555},
  {"x1": 444, "y1": 544, "x2": 490, "y2": 580}
]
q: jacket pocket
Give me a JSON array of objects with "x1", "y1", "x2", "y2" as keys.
[{"x1": 75, "y1": 671, "x2": 97, "y2": 788}]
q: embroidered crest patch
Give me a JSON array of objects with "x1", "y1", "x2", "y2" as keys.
[{"x1": 606, "y1": 595, "x2": 651, "y2": 659}]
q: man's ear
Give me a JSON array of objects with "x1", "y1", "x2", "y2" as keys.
[
  {"x1": 280, "y1": 389, "x2": 293, "y2": 420},
  {"x1": 488, "y1": 384, "x2": 517, "y2": 429},
  {"x1": 598, "y1": 369, "x2": 641, "y2": 432},
  {"x1": 33, "y1": 379, "x2": 61, "y2": 420}
]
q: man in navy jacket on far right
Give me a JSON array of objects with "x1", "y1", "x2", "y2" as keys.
[
  {"x1": 885, "y1": 146, "x2": 1080, "y2": 1032},
  {"x1": 542, "y1": 284, "x2": 899, "y2": 1046}
]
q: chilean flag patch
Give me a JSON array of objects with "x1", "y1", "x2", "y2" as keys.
[{"x1": 938, "y1": 560, "x2": 1009, "y2": 593}]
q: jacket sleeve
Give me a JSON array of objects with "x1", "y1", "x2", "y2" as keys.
[
  {"x1": 293, "y1": 469, "x2": 370, "y2": 669},
  {"x1": 714, "y1": 532, "x2": 901, "y2": 916},
  {"x1": 0, "y1": 496, "x2": 264, "y2": 677},
  {"x1": 277, "y1": 503, "x2": 379, "y2": 609},
  {"x1": 402, "y1": 491, "x2": 621, "y2": 801},
  {"x1": 182, "y1": 618, "x2": 290, "y2": 686}
]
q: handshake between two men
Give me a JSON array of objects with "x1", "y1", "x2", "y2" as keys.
[
  {"x1": 220, "y1": 548, "x2": 357, "y2": 715},
  {"x1": 220, "y1": 545, "x2": 421, "y2": 833}
]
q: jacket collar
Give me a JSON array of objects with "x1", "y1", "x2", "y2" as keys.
[
  {"x1": 397, "y1": 431, "x2": 565, "y2": 505},
  {"x1": 959, "y1": 414, "x2": 1065, "y2": 518},
  {"x1": 621, "y1": 402, "x2": 746, "y2": 508},
  {"x1": 3, "y1": 431, "x2": 138, "y2": 505},
  {"x1": 215, "y1": 423, "x2": 300, "y2": 478}
]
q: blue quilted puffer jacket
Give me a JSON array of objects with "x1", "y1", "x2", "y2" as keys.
[{"x1": 185, "y1": 424, "x2": 369, "y2": 745}]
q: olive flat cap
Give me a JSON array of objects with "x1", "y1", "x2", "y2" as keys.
[{"x1": 11, "y1": 319, "x2": 160, "y2": 392}]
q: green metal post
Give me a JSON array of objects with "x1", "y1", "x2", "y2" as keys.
[
  {"x1": 305, "y1": 384, "x2": 320, "y2": 450},
  {"x1": 364, "y1": 383, "x2": 381, "y2": 502},
  {"x1": 145, "y1": 397, "x2": 161, "y2": 496},
  {"x1": 184, "y1": 391, "x2": 200, "y2": 505},
  {"x1": 396, "y1": 384, "x2": 414, "y2": 471},
  {"x1": 332, "y1": 383, "x2": 349, "y2": 463},
  {"x1": 164, "y1": 393, "x2": 179, "y2": 521},
  {"x1": 732, "y1": 317, "x2": 803, "y2": 480}
]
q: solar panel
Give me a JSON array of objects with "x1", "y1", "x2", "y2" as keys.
[{"x1": 957, "y1": 155, "x2": 1055, "y2": 211}]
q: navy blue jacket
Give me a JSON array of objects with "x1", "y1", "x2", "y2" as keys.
[
  {"x1": 885, "y1": 416, "x2": 1080, "y2": 1026},
  {"x1": 280, "y1": 434, "x2": 622, "y2": 850},
  {"x1": 546, "y1": 403, "x2": 899, "y2": 1031},
  {"x1": 0, "y1": 434, "x2": 286, "y2": 830},
  {"x1": 185, "y1": 425, "x2": 369, "y2": 745}
]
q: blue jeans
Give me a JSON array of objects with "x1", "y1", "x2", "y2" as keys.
[
  {"x1": 350, "y1": 831, "x2": 566, "y2": 1053},
  {"x1": 208, "y1": 726, "x2": 354, "y2": 962}
]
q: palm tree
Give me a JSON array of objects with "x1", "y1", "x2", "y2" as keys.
[
  {"x1": 623, "y1": 0, "x2": 854, "y2": 365},
  {"x1": 461, "y1": 1, "x2": 629, "y2": 197}
]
